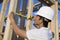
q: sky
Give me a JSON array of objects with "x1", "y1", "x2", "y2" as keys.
[
  {"x1": 0, "y1": 0, "x2": 60, "y2": 26},
  {"x1": 58, "y1": 0, "x2": 60, "y2": 25}
]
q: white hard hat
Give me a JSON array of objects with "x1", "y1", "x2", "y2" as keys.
[{"x1": 36, "y1": 6, "x2": 54, "y2": 20}]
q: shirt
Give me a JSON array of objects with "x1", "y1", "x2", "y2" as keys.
[{"x1": 26, "y1": 27, "x2": 52, "y2": 40}]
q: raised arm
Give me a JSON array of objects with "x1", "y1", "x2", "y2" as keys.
[{"x1": 9, "y1": 12, "x2": 27, "y2": 38}]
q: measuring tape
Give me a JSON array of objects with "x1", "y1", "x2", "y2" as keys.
[{"x1": 13, "y1": 12, "x2": 34, "y2": 19}]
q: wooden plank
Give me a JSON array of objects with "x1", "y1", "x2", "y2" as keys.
[
  {"x1": 38, "y1": 0, "x2": 55, "y2": 4},
  {"x1": 0, "y1": 0, "x2": 9, "y2": 40},
  {"x1": 25, "y1": 0, "x2": 33, "y2": 40},
  {"x1": 8, "y1": 25, "x2": 13, "y2": 40},
  {"x1": 50, "y1": 5, "x2": 56, "y2": 40},
  {"x1": 54, "y1": 1, "x2": 59, "y2": 40},
  {"x1": 26, "y1": 0, "x2": 33, "y2": 30},
  {"x1": 49, "y1": 1, "x2": 59, "y2": 40},
  {"x1": 41, "y1": 1, "x2": 53, "y2": 6},
  {"x1": 8, "y1": 0, "x2": 19, "y2": 40},
  {"x1": 48, "y1": 0, "x2": 55, "y2": 3},
  {"x1": 3, "y1": 0, "x2": 18, "y2": 40},
  {"x1": 11, "y1": 0, "x2": 21, "y2": 40},
  {"x1": 33, "y1": 2, "x2": 41, "y2": 7}
]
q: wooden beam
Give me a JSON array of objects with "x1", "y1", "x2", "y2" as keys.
[
  {"x1": 42, "y1": 0, "x2": 53, "y2": 6},
  {"x1": 0, "y1": 0, "x2": 9, "y2": 40},
  {"x1": 9, "y1": 0, "x2": 19, "y2": 40},
  {"x1": 25, "y1": 0, "x2": 33, "y2": 40},
  {"x1": 50, "y1": 5, "x2": 56, "y2": 40},
  {"x1": 49, "y1": 1, "x2": 59, "y2": 40},
  {"x1": 3, "y1": 0, "x2": 18, "y2": 40},
  {"x1": 48, "y1": 0, "x2": 55, "y2": 3},
  {"x1": 33, "y1": 2, "x2": 41, "y2": 7},
  {"x1": 54, "y1": 1, "x2": 59, "y2": 40},
  {"x1": 38, "y1": 0, "x2": 54, "y2": 6},
  {"x1": 33, "y1": 2, "x2": 42, "y2": 12},
  {"x1": 38, "y1": 0, "x2": 54, "y2": 3},
  {"x1": 11, "y1": 0, "x2": 21, "y2": 40},
  {"x1": 26, "y1": 0, "x2": 33, "y2": 30}
]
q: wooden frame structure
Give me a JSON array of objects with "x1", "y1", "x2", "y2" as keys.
[
  {"x1": 0, "y1": 0, "x2": 59, "y2": 40},
  {"x1": 0, "y1": 0, "x2": 9, "y2": 40}
]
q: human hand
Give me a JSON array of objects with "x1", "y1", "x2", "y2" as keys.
[{"x1": 9, "y1": 12, "x2": 14, "y2": 22}]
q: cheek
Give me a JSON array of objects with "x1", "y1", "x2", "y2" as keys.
[
  {"x1": 33, "y1": 16, "x2": 40, "y2": 24},
  {"x1": 34, "y1": 19, "x2": 39, "y2": 24}
]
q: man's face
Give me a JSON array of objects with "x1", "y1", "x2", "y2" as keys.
[{"x1": 33, "y1": 15, "x2": 43, "y2": 25}]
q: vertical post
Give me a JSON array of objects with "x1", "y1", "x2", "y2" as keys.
[
  {"x1": 0, "y1": 0, "x2": 9, "y2": 40},
  {"x1": 12, "y1": 0, "x2": 21, "y2": 40},
  {"x1": 25, "y1": 0, "x2": 33, "y2": 40},
  {"x1": 55, "y1": 0, "x2": 59, "y2": 40},
  {"x1": 49, "y1": 1, "x2": 59, "y2": 40},
  {"x1": 26, "y1": 0, "x2": 33, "y2": 31},
  {"x1": 50, "y1": 5, "x2": 56, "y2": 40},
  {"x1": 9, "y1": 0, "x2": 19, "y2": 40},
  {"x1": 3, "y1": 0, "x2": 18, "y2": 40}
]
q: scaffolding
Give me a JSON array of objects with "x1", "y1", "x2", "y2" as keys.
[{"x1": 0, "y1": 0, "x2": 59, "y2": 40}]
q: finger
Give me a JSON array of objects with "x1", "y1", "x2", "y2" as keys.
[
  {"x1": 9, "y1": 12, "x2": 13, "y2": 18},
  {"x1": 10, "y1": 12, "x2": 14, "y2": 16}
]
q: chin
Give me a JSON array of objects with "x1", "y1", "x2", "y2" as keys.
[{"x1": 33, "y1": 23, "x2": 38, "y2": 28}]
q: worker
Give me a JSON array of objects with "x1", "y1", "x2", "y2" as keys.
[{"x1": 9, "y1": 6, "x2": 54, "y2": 40}]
